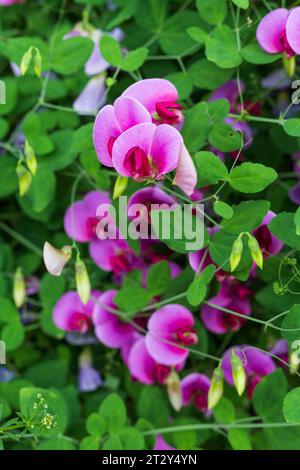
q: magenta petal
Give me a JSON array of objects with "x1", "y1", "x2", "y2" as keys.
[
  {"x1": 122, "y1": 78, "x2": 178, "y2": 115},
  {"x1": 181, "y1": 373, "x2": 210, "y2": 405},
  {"x1": 73, "y1": 76, "x2": 106, "y2": 116},
  {"x1": 112, "y1": 122, "x2": 156, "y2": 176},
  {"x1": 53, "y1": 291, "x2": 83, "y2": 331},
  {"x1": 93, "y1": 104, "x2": 121, "y2": 167},
  {"x1": 128, "y1": 338, "x2": 156, "y2": 384},
  {"x1": 89, "y1": 238, "x2": 128, "y2": 271},
  {"x1": 173, "y1": 144, "x2": 197, "y2": 196},
  {"x1": 114, "y1": 96, "x2": 152, "y2": 131},
  {"x1": 201, "y1": 304, "x2": 228, "y2": 334},
  {"x1": 286, "y1": 7, "x2": 300, "y2": 54},
  {"x1": 256, "y1": 8, "x2": 289, "y2": 54},
  {"x1": 150, "y1": 124, "x2": 181, "y2": 175}
]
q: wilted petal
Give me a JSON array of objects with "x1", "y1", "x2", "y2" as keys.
[{"x1": 43, "y1": 242, "x2": 71, "y2": 276}]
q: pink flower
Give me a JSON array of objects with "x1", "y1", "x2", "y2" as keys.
[
  {"x1": 92, "y1": 290, "x2": 135, "y2": 349},
  {"x1": 90, "y1": 237, "x2": 136, "y2": 275},
  {"x1": 53, "y1": 290, "x2": 100, "y2": 334},
  {"x1": 222, "y1": 346, "x2": 276, "y2": 399},
  {"x1": 154, "y1": 435, "x2": 175, "y2": 450},
  {"x1": 201, "y1": 280, "x2": 252, "y2": 334},
  {"x1": 181, "y1": 373, "x2": 211, "y2": 413},
  {"x1": 128, "y1": 337, "x2": 184, "y2": 385},
  {"x1": 122, "y1": 78, "x2": 183, "y2": 128},
  {"x1": 256, "y1": 7, "x2": 300, "y2": 57},
  {"x1": 253, "y1": 210, "x2": 284, "y2": 258},
  {"x1": 145, "y1": 304, "x2": 197, "y2": 366},
  {"x1": 0, "y1": 0, "x2": 24, "y2": 5}
]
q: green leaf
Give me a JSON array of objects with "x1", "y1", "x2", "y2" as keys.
[
  {"x1": 52, "y1": 37, "x2": 94, "y2": 75},
  {"x1": 37, "y1": 436, "x2": 76, "y2": 450},
  {"x1": 241, "y1": 43, "x2": 280, "y2": 64},
  {"x1": 1, "y1": 322, "x2": 24, "y2": 351},
  {"x1": 115, "y1": 271, "x2": 152, "y2": 312},
  {"x1": 205, "y1": 25, "x2": 242, "y2": 68},
  {"x1": 229, "y1": 162, "x2": 277, "y2": 193},
  {"x1": 194, "y1": 150, "x2": 228, "y2": 186},
  {"x1": 187, "y1": 265, "x2": 215, "y2": 306},
  {"x1": 137, "y1": 386, "x2": 170, "y2": 427},
  {"x1": 0, "y1": 156, "x2": 18, "y2": 199},
  {"x1": 209, "y1": 123, "x2": 242, "y2": 152},
  {"x1": 0, "y1": 298, "x2": 19, "y2": 324},
  {"x1": 135, "y1": 0, "x2": 168, "y2": 33},
  {"x1": 102, "y1": 433, "x2": 123, "y2": 450},
  {"x1": 281, "y1": 304, "x2": 300, "y2": 346},
  {"x1": 232, "y1": 0, "x2": 249, "y2": 9},
  {"x1": 24, "y1": 359, "x2": 68, "y2": 388},
  {"x1": 269, "y1": 212, "x2": 300, "y2": 250},
  {"x1": 283, "y1": 118, "x2": 300, "y2": 137},
  {"x1": 147, "y1": 260, "x2": 171, "y2": 296},
  {"x1": 214, "y1": 398, "x2": 235, "y2": 423},
  {"x1": 86, "y1": 413, "x2": 106, "y2": 437},
  {"x1": 99, "y1": 393, "x2": 127, "y2": 433},
  {"x1": 181, "y1": 102, "x2": 211, "y2": 153},
  {"x1": 118, "y1": 427, "x2": 145, "y2": 450},
  {"x1": 187, "y1": 26, "x2": 208, "y2": 44},
  {"x1": 166, "y1": 72, "x2": 193, "y2": 100},
  {"x1": 221, "y1": 199, "x2": 270, "y2": 234},
  {"x1": 25, "y1": 167, "x2": 56, "y2": 213},
  {"x1": 80, "y1": 436, "x2": 100, "y2": 450},
  {"x1": 188, "y1": 59, "x2": 234, "y2": 90},
  {"x1": 209, "y1": 230, "x2": 252, "y2": 275},
  {"x1": 100, "y1": 35, "x2": 122, "y2": 67},
  {"x1": 214, "y1": 201, "x2": 233, "y2": 219},
  {"x1": 159, "y1": 11, "x2": 204, "y2": 56},
  {"x1": 121, "y1": 48, "x2": 149, "y2": 71},
  {"x1": 196, "y1": 0, "x2": 227, "y2": 25},
  {"x1": 253, "y1": 369, "x2": 287, "y2": 421},
  {"x1": 228, "y1": 429, "x2": 252, "y2": 450},
  {"x1": 294, "y1": 207, "x2": 300, "y2": 235},
  {"x1": 283, "y1": 388, "x2": 300, "y2": 423}
]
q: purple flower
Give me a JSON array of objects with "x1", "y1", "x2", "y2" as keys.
[
  {"x1": 256, "y1": 8, "x2": 300, "y2": 57},
  {"x1": 181, "y1": 373, "x2": 210, "y2": 413},
  {"x1": 154, "y1": 435, "x2": 175, "y2": 450},
  {"x1": 0, "y1": 367, "x2": 15, "y2": 382},
  {"x1": 73, "y1": 76, "x2": 106, "y2": 116},
  {"x1": 252, "y1": 210, "x2": 284, "y2": 258},
  {"x1": 145, "y1": 304, "x2": 197, "y2": 366},
  {"x1": 78, "y1": 363, "x2": 102, "y2": 392},
  {"x1": 92, "y1": 290, "x2": 135, "y2": 349},
  {"x1": 269, "y1": 339, "x2": 289, "y2": 367},
  {"x1": 201, "y1": 280, "x2": 252, "y2": 334},
  {"x1": 53, "y1": 290, "x2": 100, "y2": 334},
  {"x1": 128, "y1": 337, "x2": 185, "y2": 385},
  {"x1": 222, "y1": 346, "x2": 276, "y2": 399}
]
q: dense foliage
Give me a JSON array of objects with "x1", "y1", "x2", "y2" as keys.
[{"x1": 1, "y1": 0, "x2": 300, "y2": 451}]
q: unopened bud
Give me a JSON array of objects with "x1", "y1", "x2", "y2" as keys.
[
  {"x1": 113, "y1": 175, "x2": 128, "y2": 199},
  {"x1": 25, "y1": 141, "x2": 37, "y2": 175},
  {"x1": 43, "y1": 241, "x2": 72, "y2": 276},
  {"x1": 247, "y1": 234, "x2": 263, "y2": 269},
  {"x1": 231, "y1": 350, "x2": 246, "y2": 396},
  {"x1": 166, "y1": 370, "x2": 182, "y2": 412},
  {"x1": 75, "y1": 257, "x2": 91, "y2": 305},
  {"x1": 230, "y1": 235, "x2": 243, "y2": 272},
  {"x1": 283, "y1": 53, "x2": 295, "y2": 78},
  {"x1": 208, "y1": 366, "x2": 224, "y2": 410},
  {"x1": 290, "y1": 350, "x2": 300, "y2": 375},
  {"x1": 13, "y1": 267, "x2": 26, "y2": 308},
  {"x1": 34, "y1": 48, "x2": 42, "y2": 78},
  {"x1": 16, "y1": 162, "x2": 32, "y2": 196},
  {"x1": 20, "y1": 47, "x2": 33, "y2": 76}
]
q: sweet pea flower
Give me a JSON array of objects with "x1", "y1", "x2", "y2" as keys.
[
  {"x1": 154, "y1": 435, "x2": 175, "y2": 451},
  {"x1": 53, "y1": 290, "x2": 100, "y2": 334},
  {"x1": 128, "y1": 337, "x2": 184, "y2": 385},
  {"x1": 181, "y1": 373, "x2": 211, "y2": 413},
  {"x1": 43, "y1": 241, "x2": 72, "y2": 277},
  {"x1": 256, "y1": 8, "x2": 300, "y2": 58},
  {"x1": 145, "y1": 304, "x2": 197, "y2": 366},
  {"x1": 73, "y1": 75, "x2": 106, "y2": 116},
  {"x1": 78, "y1": 348, "x2": 102, "y2": 392},
  {"x1": 269, "y1": 339, "x2": 289, "y2": 368},
  {"x1": 0, "y1": 0, "x2": 24, "y2": 4},
  {"x1": 252, "y1": 210, "x2": 284, "y2": 258},
  {"x1": 0, "y1": 367, "x2": 15, "y2": 382},
  {"x1": 201, "y1": 280, "x2": 252, "y2": 334},
  {"x1": 222, "y1": 346, "x2": 276, "y2": 399},
  {"x1": 122, "y1": 78, "x2": 183, "y2": 129},
  {"x1": 92, "y1": 290, "x2": 135, "y2": 349}
]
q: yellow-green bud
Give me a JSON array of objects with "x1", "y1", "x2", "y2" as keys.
[
  {"x1": 20, "y1": 47, "x2": 33, "y2": 76},
  {"x1": 13, "y1": 267, "x2": 26, "y2": 308},
  {"x1": 283, "y1": 53, "x2": 295, "y2": 78},
  {"x1": 247, "y1": 234, "x2": 263, "y2": 270},
  {"x1": 25, "y1": 141, "x2": 37, "y2": 175},
  {"x1": 16, "y1": 162, "x2": 32, "y2": 196},
  {"x1": 231, "y1": 349, "x2": 246, "y2": 396},
  {"x1": 208, "y1": 366, "x2": 224, "y2": 410},
  {"x1": 34, "y1": 48, "x2": 42, "y2": 78},
  {"x1": 113, "y1": 175, "x2": 128, "y2": 199},
  {"x1": 230, "y1": 236, "x2": 243, "y2": 272},
  {"x1": 166, "y1": 369, "x2": 182, "y2": 412},
  {"x1": 75, "y1": 257, "x2": 91, "y2": 305}
]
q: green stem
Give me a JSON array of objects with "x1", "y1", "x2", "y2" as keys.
[
  {"x1": 229, "y1": 113, "x2": 284, "y2": 126},
  {"x1": 0, "y1": 222, "x2": 43, "y2": 257}
]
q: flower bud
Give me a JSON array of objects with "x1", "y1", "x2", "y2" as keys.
[
  {"x1": 230, "y1": 235, "x2": 243, "y2": 272},
  {"x1": 43, "y1": 241, "x2": 72, "y2": 276},
  {"x1": 231, "y1": 349, "x2": 246, "y2": 396},
  {"x1": 13, "y1": 267, "x2": 26, "y2": 308},
  {"x1": 208, "y1": 366, "x2": 224, "y2": 410},
  {"x1": 16, "y1": 162, "x2": 32, "y2": 196},
  {"x1": 290, "y1": 350, "x2": 300, "y2": 375},
  {"x1": 24, "y1": 141, "x2": 37, "y2": 175},
  {"x1": 75, "y1": 257, "x2": 91, "y2": 305},
  {"x1": 283, "y1": 53, "x2": 295, "y2": 78},
  {"x1": 20, "y1": 47, "x2": 33, "y2": 76},
  {"x1": 33, "y1": 48, "x2": 42, "y2": 78},
  {"x1": 247, "y1": 234, "x2": 263, "y2": 270},
  {"x1": 113, "y1": 175, "x2": 128, "y2": 199},
  {"x1": 166, "y1": 369, "x2": 182, "y2": 412}
]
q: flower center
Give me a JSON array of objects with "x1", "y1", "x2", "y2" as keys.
[
  {"x1": 254, "y1": 225, "x2": 272, "y2": 253},
  {"x1": 175, "y1": 327, "x2": 198, "y2": 346},
  {"x1": 86, "y1": 217, "x2": 99, "y2": 238},
  {"x1": 109, "y1": 250, "x2": 133, "y2": 275},
  {"x1": 124, "y1": 146, "x2": 156, "y2": 181},
  {"x1": 154, "y1": 364, "x2": 170, "y2": 384},
  {"x1": 155, "y1": 101, "x2": 182, "y2": 126},
  {"x1": 194, "y1": 391, "x2": 208, "y2": 412},
  {"x1": 278, "y1": 31, "x2": 295, "y2": 58},
  {"x1": 69, "y1": 312, "x2": 90, "y2": 334},
  {"x1": 108, "y1": 136, "x2": 117, "y2": 158}
]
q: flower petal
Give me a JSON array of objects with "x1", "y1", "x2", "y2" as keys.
[
  {"x1": 286, "y1": 7, "x2": 300, "y2": 54},
  {"x1": 173, "y1": 144, "x2": 197, "y2": 196},
  {"x1": 73, "y1": 76, "x2": 106, "y2": 116},
  {"x1": 93, "y1": 104, "x2": 121, "y2": 167},
  {"x1": 256, "y1": 8, "x2": 289, "y2": 54},
  {"x1": 114, "y1": 96, "x2": 152, "y2": 131},
  {"x1": 150, "y1": 124, "x2": 182, "y2": 175}
]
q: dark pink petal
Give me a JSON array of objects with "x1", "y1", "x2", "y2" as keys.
[
  {"x1": 286, "y1": 7, "x2": 300, "y2": 54},
  {"x1": 122, "y1": 78, "x2": 178, "y2": 115},
  {"x1": 181, "y1": 373, "x2": 210, "y2": 406},
  {"x1": 256, "y1": 8, "x2": 289, "y2": 54},
  {"x1": 150, "y1": 124, "x2": 182, "y2": 176},
  {"x1": 93, "y1": 105, "x2": 121, "y2": 167},
  {"x1": 89, "y1": 238, "x2": 129, "y2": 271},
  {"x1": 53, "y1": 291, "x2": 84, "y2": 331},
  {"x1": 128, "y1": 338, "x2": 156, "y2": 384}
]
